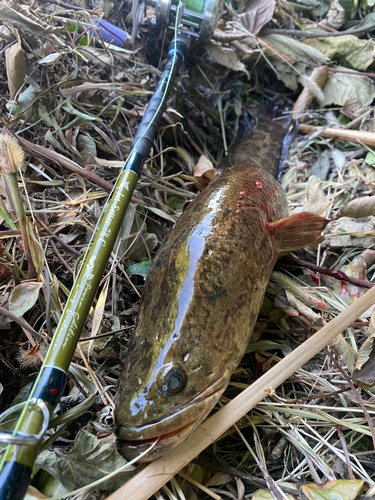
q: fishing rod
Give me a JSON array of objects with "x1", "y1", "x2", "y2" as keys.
[{"x1": 0, "y1": 0, "x2": 223, "y2": 498}]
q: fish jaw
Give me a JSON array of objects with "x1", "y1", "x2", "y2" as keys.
[{"x1": 116, "y1": 375, "x2": 227, "y2": 462}]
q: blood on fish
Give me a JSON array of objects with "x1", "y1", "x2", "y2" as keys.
[
  {"x1": 254, "y1": 179, "x2": 263, "y2": 189},
  {"x1": 273, "y1": 189, "x2": 278, "y2": 196}
]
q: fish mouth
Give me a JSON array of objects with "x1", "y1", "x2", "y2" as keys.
[{"x1": 116, "y1": 377, "x2": 227, "y2": 462}]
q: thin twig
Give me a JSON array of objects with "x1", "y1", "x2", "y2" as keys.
[
  {"x1": 261, "y1": 23, "x2": 375, "y2": 38},
  {"x1": 0, "y1": 306, "x2": 45, "y2": 342},
  {"x1": 281, "y1": 256, "x2": 374, "y2": 289},
  {"x1": 336, "y1": 426, "x2": 355, "y2": 480},
  {"x1": 0, "y1": 353, "x2": 34, "y2": 380}
]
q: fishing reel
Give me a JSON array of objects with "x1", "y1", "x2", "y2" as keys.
[{"x1": 130, "y1": 0, "x2": 223, "y2": 43}]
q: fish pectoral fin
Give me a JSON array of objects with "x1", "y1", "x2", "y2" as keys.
[{"x1": 266, "y1": 212, "x2": 329, "y2": 253}]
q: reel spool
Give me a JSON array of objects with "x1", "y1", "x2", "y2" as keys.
[{"x1": 131, "y1": 0, "x2": 223, "y2": 43}]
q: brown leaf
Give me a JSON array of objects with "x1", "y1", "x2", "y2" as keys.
[
  {"x1": 5, "y1": 39, "x2": 26, "y2": 99},
  {"x1": 0, "y1": 261, "x2": 11, "y2": 281},
  {"x1": 293, "y1": 66, "x2": 329, "y2": 119},
  {"x1": 330, "y1": 334, "x2": 356, "y2": 375},
  {"x1": 206, "y1": 42, "x2": 250, "y2": 78},
  {"x1": 8, "y1": 281, "x2": 43, "y2": 318},
  {"x1": 359, "y1": 249, "x2": 375, "y2": 267},
  {"x1": 338, "y1": 195, "x2": 375, "y2": 218},
  {"x1": 353, "y1": 336, "x2": 375, "y2": 381},
  {"x1": 26, "y1": 220, "x2": 44, "y2": 273},
  {"x1": 88, "y1": 276, "x2": 110, "y2": 358},
  {"x1": 0, "y1": 0, "x2": 60, "y2": 35},
  {"x1": 240, "y1": 0, "x2": 276, "y2": 35},
  {"x1": 194, "y1": 155, "x2": 218, "y2": 190},
  {"x1": 302, "y1": 175, "x2": 331, "y2": 216}
]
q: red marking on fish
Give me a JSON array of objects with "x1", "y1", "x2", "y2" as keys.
[{"x1": 255, "y1": 179, "x2": 263, "y2": 189}]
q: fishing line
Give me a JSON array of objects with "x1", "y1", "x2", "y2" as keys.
[{"x1": 0, "y1": 0, "x2": 184, "y2": 474}]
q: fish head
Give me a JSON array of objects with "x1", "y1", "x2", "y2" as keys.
[{"x1": 115, "y1": 312, "x2": 230, "y2": 462}]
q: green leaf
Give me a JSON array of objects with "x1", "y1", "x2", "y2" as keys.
[
  {"x1": 62, "y1": 97, "x2": 100, "y2": 122},
  {"x1": 167, "y1": 196, "x2": 185, "y2": 210},
  {"x1": 338, "y1": 113, "x2": 351, "y2": 125},
  {"x1": 338, "y1": 0, "x2": 357, "y2": 23},
  {"x1": 0, "y1": 206, "x2": 18, "y2": 229},
  {"x1": 359, "y1": 12, "x2": 375, "y2": 29},
  {"x1": 302, "y1": 479, "x2": 363, "y2": 500},
  {"x1": 79, "y1": 35, "x2": 89, "y2": 46},
  {"x1": 127, "y1": 259, "x2": 150, "y2": 278},
  {"x1": 365, "y1": 151, "x2": 375, "y2": 165},
  {"x1": 259, "y1": 295, "x2": 273, "y2": 316}
]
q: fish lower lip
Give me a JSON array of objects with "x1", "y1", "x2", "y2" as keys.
[
  {"x1": 117, "y1": 382, "x2": 227, "y2": 461},
  {"x1": 119, "y1": 382, "x2": 226, "y2": 442},
  {"x1": 121, "y1": 419, "x2": 197, "y2": 447}
]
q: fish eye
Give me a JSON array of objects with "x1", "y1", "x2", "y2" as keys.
[{"x1": 159, "y1": 364, "x2": 186, "y2": 395}]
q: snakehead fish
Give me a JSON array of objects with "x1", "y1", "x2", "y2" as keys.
[{"x1": 115, "y1": 110, "x2": 327, "y2": 462}]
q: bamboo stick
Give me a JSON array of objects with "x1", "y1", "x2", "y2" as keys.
[
  {"x1": 298, "y1": 123, "x2": 375, "y2": 147},
  {"x1": 107, "y1": 284, "x2": 375, "y2": 500}
]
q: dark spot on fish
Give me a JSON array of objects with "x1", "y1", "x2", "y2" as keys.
[
  {"x1": 220, "y1": 208, "x2": 231, "y2": 218},
  {"x1": 250, "y1": 280, "x2": 259, "y2": 290},
  {"x1": 208, "y1": 288, "x2": 228, "y2": 305}
]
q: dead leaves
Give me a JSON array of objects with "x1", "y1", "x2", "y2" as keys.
[
  {"x1": 338, "y1": 195, "x2": 375, "y2": 218},
  {"x1": 0, "y1": 0, "x2": 61, "y2": 35},
  {"x1": 253, "y1": 480, "x2": 364, "y2": 500},
  {"x1": 193, "y1": 155, "x2": 218, "y2": 190},
  {"x1": 302, "y1": 480, "x2": 364, "y2": 500},
  {"x1": 35, "y1": 429, "x2": 135, "y2": 492},
  {"x1": 8, "y1": 282, "x2": 43, "y2": 318},
  {"x1": 5, "y1": 37, "x2": 25, "y2": 99},
  {"x1": 305, "y1": 36, "x2": 374, "y2": 71},
  {"x1": 302, "y1": 175, "x2": 331, "y2": 217},
  {"x1": 292, "y1": 66, "x2": 329, "y2": 119},
  {"x1": 239, "y1": 0, "x2": 276, "y2": 36},
  {"x1": 206, "y1": 41, "x2": 250, "y2": 78},
  {"x1": 323, "y1": 218, "x2": 375, "y2": 249}
]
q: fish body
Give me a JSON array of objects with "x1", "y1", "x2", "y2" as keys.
[{"x1": 115, "y1": 114, "x2": 326, "y2": 462}]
